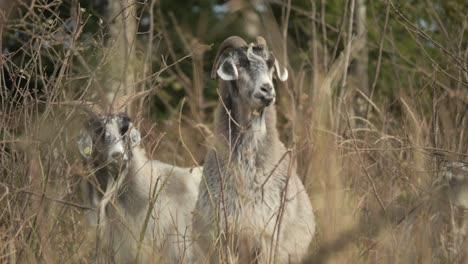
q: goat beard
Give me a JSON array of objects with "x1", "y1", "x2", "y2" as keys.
[
  {"x1": 252, "y1": 104, "x2": 271, "y2": 117},
  {"x1": 252, "y1": 109, "x2": 262, "y2": 116}
]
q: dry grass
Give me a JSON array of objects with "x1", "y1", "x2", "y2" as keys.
[{"x1": 0, "y1": 0, "x2": 467, "y2": 263}]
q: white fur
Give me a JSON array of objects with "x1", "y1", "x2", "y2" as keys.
[
  {"x1": 217, "y1": 58, "x2": 238, "y2": 81},
  {"x1": 442, "y1": 161, "x2": 468, "y2": 261},
  {"x1": 194, "y1": 43, "x2": 313, "y2": 263},
  {"x1": 80, "y1": 118, "x2": 201, "y2": 263},
  {"x1": 274, "y1": 60, "x2": 288, "y2": 81},
  {"x1": 86, "y1": 147, "x2": 202, "y2": 263}
]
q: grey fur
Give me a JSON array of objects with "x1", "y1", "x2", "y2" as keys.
[
  {"x1": 78, "y1": 113, "x2": 201, "y2": 263},
  {"x1": 441, "y1": 161, "x2": 468, "y2": 261},
  {"x1": 193, "y1": 38, "x2": 315, "y2": 263}
]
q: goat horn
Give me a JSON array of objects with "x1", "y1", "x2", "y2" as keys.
[
  {"x1": 211, "y1": 36, "x2": 247, "y2": 80},
  {"x1": 256, "y1": 36, "x2": 267, "y2": 48}
]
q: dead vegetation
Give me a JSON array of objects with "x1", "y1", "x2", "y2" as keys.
[{"x1": 0, "y1": 0, "x2": 467, "y2": 263}]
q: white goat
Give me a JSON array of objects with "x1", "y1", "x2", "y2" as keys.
[
  {"x1": 78, "y1": 113, "x2": 201, "y2": 263},
  {"x1": 193, "y1": 36, "x2": 315, "y2": 263},
  {"x1": 441, "y1": 160, "x2": 468, "y2": 262}
]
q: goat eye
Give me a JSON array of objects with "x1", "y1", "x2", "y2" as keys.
[
  {"x1": 266, "y1": 59, "x2": 274, "y2": 69},
  {"x1": 120, "y1": 124, "x2": 129, "y2": 135},
  {"x1": 238, "y1": 56, "x2": 250, "y2": 67},
  {"x1": 119, "y1": 115, "x2": 131, "y2": 135},
  {"x1": 93, "y1": 127, "x2": 104, "y2": 141}
]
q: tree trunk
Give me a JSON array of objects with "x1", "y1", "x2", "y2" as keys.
[
  {"x1": 350, "y1": 0, "x2": 368, "y2": 127},
  {"x1": 105, "y1": 0, "x2": 137, "y2": 115}
]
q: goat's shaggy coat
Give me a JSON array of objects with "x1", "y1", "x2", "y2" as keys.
[
  {"x1": 79, "y1": 114, "x2": 201, "y2": 263},
  {"x1": 442, "y1": 161, "x2": 468, "y2": 261},
  {"x1": 193, "y1": 38, "x2": 315, "y2": 263}
]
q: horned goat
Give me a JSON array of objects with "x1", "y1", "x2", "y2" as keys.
[
  {"x1": 193, "y1": 36, "x2": 315, "y2": 263},
  {"x1": 77, "y1": 112, "x2": 201, "y2": 263}
]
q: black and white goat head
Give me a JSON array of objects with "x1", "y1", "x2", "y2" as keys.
[
  {"x1": 211, "y1": 36, "x2": 288, "y2": 116},
  {"x1": 78, "y1": 113, "x2": 140, "y2": 168}
]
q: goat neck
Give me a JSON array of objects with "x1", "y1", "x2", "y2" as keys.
[
  {"x1": 215, "y1": 80, "x2": 279, "y2": 151},
  {"x1": 126, "y1": 145, "x2": 149, "y2": 175}
]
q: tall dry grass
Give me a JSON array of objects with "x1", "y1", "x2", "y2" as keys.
[{"x1": 0, "y1": 0, "x2": 466, "y2": 263}]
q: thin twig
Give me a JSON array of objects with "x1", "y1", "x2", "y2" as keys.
[
  {"x1": 14, "y1": 188, "x2": 92, "y2": 210},
  {"x1": 344, "y1": 105, "x2": 394, "y2": 241},
  {"x1": 365, "y1": 1, "x2": 390, "y2": 119}
]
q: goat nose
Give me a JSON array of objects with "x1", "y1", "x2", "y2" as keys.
[
  {"x1": 111, "y1": 151, "x2": 122, "y2": 160},
  {"x1": 260, "y1": 84, "x2": 273, "y2": 94}
]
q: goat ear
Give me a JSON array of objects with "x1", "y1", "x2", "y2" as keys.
[
  {"x1": 217, "y1": 57, "x2": 238, "y2": 81},
  {"x1": 129, "y1": 124, "x2": 141, "y2": 147},
  {"x1": 78, "y1": 131, "x2": 93, "y2": 160},
  {"x1": 274, "y1": 60, "x2": 288, "y2": 82}
]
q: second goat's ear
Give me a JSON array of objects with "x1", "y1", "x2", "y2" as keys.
[
  {"x1": 274, "y1": 60, "x2": 288, "y2": 82},
  {"x1": 217, "y1": 57, "x2": 238, "y2": 81},
  {"x1": 129, "y1": 124, "x2": 141, "y2": 147},
  {"x1": 78, "y1": 131, "x2": 93, "y2": 160}
]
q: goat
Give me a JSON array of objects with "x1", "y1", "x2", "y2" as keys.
[
  {"x1": 193, "y1": 36, "x2": 315, "y2": 263},
  {"x1": 441, "y1": 161, "x2": 468, "y2": 261},
  {"x1": 77, "y1": 112, "x2": 201, "y2": 263}
]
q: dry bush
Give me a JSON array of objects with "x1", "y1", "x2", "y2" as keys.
[{"x1": 0, "y1": 0, "x2": 466, "y2": 263}]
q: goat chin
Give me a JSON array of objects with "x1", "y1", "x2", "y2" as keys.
[{"x1": 82, "y1": 146, "x2": 202, "y2": 263}]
